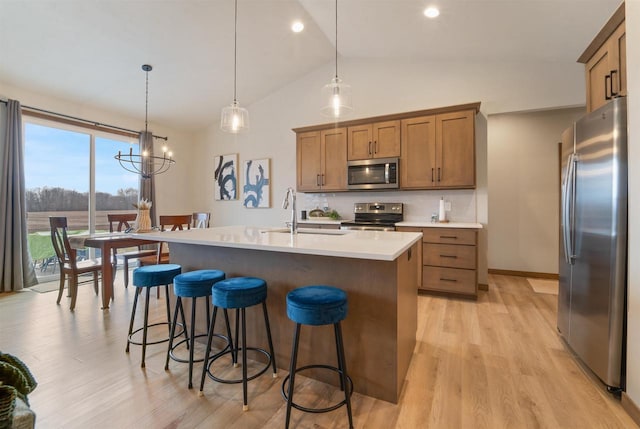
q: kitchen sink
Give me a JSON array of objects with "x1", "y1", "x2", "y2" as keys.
[{"x1": 261, "y1": 228, "x2": 349, "y2": 236}]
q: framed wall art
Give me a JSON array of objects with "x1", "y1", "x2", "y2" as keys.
[
  {"x1": 243, "y1": 158, "x2": 270, "y2": 208},
  {"x1": 214, "y1": 153, "x2": 238, "y2": 200}
]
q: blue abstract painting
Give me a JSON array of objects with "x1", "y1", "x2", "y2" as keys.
[
  {"x1": 214, "y1": 154, "x2": 237, "y2": 200},
  {"x1": 243, "y1": 158, "x2": 270, "y2": 208}
]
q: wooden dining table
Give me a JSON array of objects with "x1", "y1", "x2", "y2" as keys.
[{"x1": 70, "y1": 233, "x2": 159, "y2": 309}]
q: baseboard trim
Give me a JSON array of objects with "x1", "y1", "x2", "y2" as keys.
[
  {"x1": 622, "y1": 392, "x2": 640, "y2": 427},
  {"x1": 478, "y1": 283, "x2": 488, "y2": 291},
  {"x1": 488, "y1": 269, "x2": 559, "y2": 280}
]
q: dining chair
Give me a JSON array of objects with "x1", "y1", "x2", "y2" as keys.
[
  {"x1": 192, "y1": 212, "x2": 211, "y2": 229},
  {"x1": 49, "y1": 216, "x2": 101, "y2": 310},
  {"x1": 139, "y1": 214, "x2": 192, "y2": 266},
  {"x1": 107, "y1": 213, "x2": 157, "y2": 288}
]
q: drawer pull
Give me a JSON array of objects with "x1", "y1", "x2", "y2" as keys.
[
  {"x1": 440, "y1": 255, "x2": 457, "y2": 258},
  {"x1": 440, "y1": 235, "x2": 458, "y2": 239},
  {"x1": 440, "y1": 278, "x2": 458, "y2": 282}
]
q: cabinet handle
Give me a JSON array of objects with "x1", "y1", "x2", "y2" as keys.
[
  {"x1": 322, "y1": 174, "x2": 325, "y2": 186},
  {"x1": 611, "y1": 69, "x2": 619, "y2": 97},
  {"x1": 440, "y1": 254, "x2": 457, "y2": 258},
  {"x1": 605, "y1": 74, "x2": 612, "y2": 100},
  {"x1": 437, "y1": 167, "x2": 441, "y2": 182},
  {"x1": 316, "y1": 174, "x2": 320, "y2": 187},
  {"x1": 440, "y1": 235, "x2": 458, "y2": 239},
  {"x1": 368, "y1": 141, "x2": 372, "y2": 156},
  {"x1": 440, "y1": 278, "x2": 458, "y2": 282},
  {"x1": 431, "y1": 168, "x2": 435, "y2": 182},
  {"x1": 374, "y1": 140, "x2": 377, "y2": 154}
]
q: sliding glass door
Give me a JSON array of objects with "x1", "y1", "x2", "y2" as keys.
[{"x1": 24, "y1": 119, "x2": 138, "y2": 281}]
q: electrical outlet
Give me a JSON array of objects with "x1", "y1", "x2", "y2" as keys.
[{"x1": 445, "y1": 201, "x2": 452, "y2": 211}]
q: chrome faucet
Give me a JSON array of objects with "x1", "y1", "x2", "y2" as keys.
[{"x1": 282, "y1": 187, "x2": 297, "y2": 234}]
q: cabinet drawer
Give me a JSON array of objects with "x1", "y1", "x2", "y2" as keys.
[
  {"x1": 423, "y1": 266, "x2": 476, "y2": 295},
  {"x1": 422, "y1": 228, "x2": 476, "y2": 245},
  {"x1": 423, "y1": 243, "x2": 476, "y2": 269}
]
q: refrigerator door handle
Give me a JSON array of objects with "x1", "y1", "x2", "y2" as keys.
[{"x1": 562, "y1": 153, "x2": 577, "y2": 265}]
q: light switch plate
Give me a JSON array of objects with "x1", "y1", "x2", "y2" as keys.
[{"x1": 445, "y1": 201, "x2": 452, "y2": 211}]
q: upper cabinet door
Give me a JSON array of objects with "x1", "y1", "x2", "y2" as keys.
[
  {"x1": 586, "y1": 42, "x2": 612, "y2": 113},
  {"x1": 436, "y1": 110, "x2": 475, "y2": 188},
  {"x1": 296, "y1": 131, "x2": 321, "y2": 191},
  {"x1": 321, "y1": 127, "x2": 347, "y2": 191},
  {"x1": 400, "y1": 115, "x2": 436, "y2": 189},
  {"x1": 347, "y1": 124, "x2": 373, "y2": 160},
  {"x1": 611, "y1": 23, "x2": 626, "y2": 98},
  {"x1": 372, "y1": 120, "x2": 401, "y2": 159}
]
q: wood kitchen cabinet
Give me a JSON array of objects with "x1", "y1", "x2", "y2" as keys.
[
  {"x1": 347, "y1": 120, "x2": 400, "y2": 160},
  {"x1": 400, "y1": 109, "x2": 475, "y2": 189},
  {"x1": 293, "y1": 101, "x2": 480, "y2": 193},
  {"x1": 397, "y1": 226, "x2": 478, "y2": 298},
  {"x1": 579, "y1": 4, "x2": 626, "y2": 113},
  {"x1": 296, "y1": 128, "x2": 347, "y2": 192}
]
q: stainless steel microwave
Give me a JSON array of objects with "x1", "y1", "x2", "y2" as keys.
[{"x1": 347, "y1": 157, "x2": 399, "y2": 190}]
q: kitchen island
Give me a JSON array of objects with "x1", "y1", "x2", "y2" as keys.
[{"x1": 133, "y1": 226, "x2": 421, "y2": 403}]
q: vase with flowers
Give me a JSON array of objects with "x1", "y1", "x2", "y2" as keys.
[{"x1": 133, "y1": 199, "x2": 153, "y2": 232}]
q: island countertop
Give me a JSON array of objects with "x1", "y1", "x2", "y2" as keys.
[{"x1": 131, "y1": 225, "x2": 422, "y2": 261}]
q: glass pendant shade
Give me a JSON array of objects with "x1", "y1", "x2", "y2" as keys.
[
  {"x1": 321, "y1": 77, "x2": 352, "y2": 119},
  {"x1": 220, "y1": 100, "x2": 249, "y2": 133}
]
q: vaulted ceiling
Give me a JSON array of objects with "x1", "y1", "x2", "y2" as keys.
[{"x1": 0, "y1": 0, "x2": 621, "y2": 131}]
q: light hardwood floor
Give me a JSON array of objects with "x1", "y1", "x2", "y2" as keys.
[{"x1": 0, "y1": 274, "x2": 636, "y2": 428}]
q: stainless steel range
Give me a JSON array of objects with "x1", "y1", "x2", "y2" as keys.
[{"x1": 340, "y1": 202, "x2": 403, "y2": 231}]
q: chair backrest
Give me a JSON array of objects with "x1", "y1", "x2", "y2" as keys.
[
  {"x1": 49, "y1": 216, "x2": 74, "y2": 268},
  {"x1": 192, "y1": 212, "x2": 211, "y2": 229},
  {"x1": 107, "y1": 213, "x2": 137, "y2": 232},
  {"x1": 159, "y1": 215, "x2": 192, "y2": 232}
]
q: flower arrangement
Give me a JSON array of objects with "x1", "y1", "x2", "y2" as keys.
[{"x1": 132, "y1": 199, "x2": 152, "y2": 210}]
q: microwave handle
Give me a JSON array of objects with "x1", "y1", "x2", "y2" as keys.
[{"x1": 385, "y1": 163, "x2": 390, "y2": 183}]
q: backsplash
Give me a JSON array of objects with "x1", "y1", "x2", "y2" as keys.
[{"x1": 300, "y1": 189, "x2": 477, "y2": 223}]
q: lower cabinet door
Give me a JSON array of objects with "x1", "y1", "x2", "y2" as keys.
[{"x1": 422, "y1": 266, "x2": 476, "y2": 295}]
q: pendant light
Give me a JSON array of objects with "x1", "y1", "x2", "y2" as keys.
[
  {"x1": 321, "y1": 0, "x2": 352, "y2": 119},
  {"x1": 115, "y1": 64, "x2": 175, "y2": 178},
  {"x1": 221, "y1": 0, "x2": 249, "y2": 133}
]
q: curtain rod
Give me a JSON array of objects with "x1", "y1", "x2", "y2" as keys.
[{"x1": 0, "y1": 98, "x2": 168, "y2": 141}]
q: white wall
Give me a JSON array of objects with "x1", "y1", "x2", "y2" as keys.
[
  {"x1": 0, "y1": 82, "x2": 198, "y2": 217},
  {"x1": 194, "y1": 58, "x2": 586, "y2": 285},
  {"x1": 625, "y1": 0, "x2": 640, "y2": 411},
  {"x1": 488, "y1": 107, "x2": 584, "y2": 274}
]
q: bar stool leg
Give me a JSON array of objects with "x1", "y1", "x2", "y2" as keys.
[
  {"x1": 223, "y1": 309, "x2": 234, "y2": 358},
  {"x1": 233, "y1": 309, "x2": 240, "y2": 367},
  {"x1": 164, "y1": 297, "x2": 183, "y2": 371},
  {"x1": 164, "y1": 285, "x2": 172, "y2": 335},
  {"x1": 262, "y1": 301, "x2": 277, "y2": 376},
  {"x1": 335, "y1": 322, "x2": 354, "y2": 429},
  {"x1": 241, "y1": 308, "x2": 249, "y2": 411},
  {"x1": 188, "y1": 296, "x2": 198, "y2": 388},
  {"x1": 285, "y1": 323, "x2": 301, "y2": 429},
  {"x1": 179, "y1": 296, "x2": 189, "y2": 347},
  {"x1": 199, "y1": 306, "x2": 219, "y2": 395},
  {"x1": 126, "y1": 287, "x2": 140, "y2": 353},
  {"x1": 141, "y1": 287, "x2": 151, "y2": 368}
]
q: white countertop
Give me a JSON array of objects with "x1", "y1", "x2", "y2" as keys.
[
  {"x1": 131, "y1": 225, "x2": 422, "y2": 261},
  {"x1": 396, "y1": 221, "x2": 483, "y2": 229}
]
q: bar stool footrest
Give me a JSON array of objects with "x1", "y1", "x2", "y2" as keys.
[
  {"x1": 205, "y1": 347, "x2": 273, "y2": 384},
  {"x1": 281, "y1": 364, "x2": 354, "y2": 414},
  {"x1": 128, "y1": 322, "x2": 185, "y2": 347},
  {"x1": 169, "y1": 333, "x2": 231, "y2": 364}
]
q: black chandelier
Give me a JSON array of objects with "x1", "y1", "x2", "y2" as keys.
[{"x1": 115, "y1": 64, "x2": 175, "y2": 178}]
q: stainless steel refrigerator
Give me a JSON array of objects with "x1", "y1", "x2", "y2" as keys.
[{"x1": 558, "y1": 96, "x2": 627, "y2": 390}]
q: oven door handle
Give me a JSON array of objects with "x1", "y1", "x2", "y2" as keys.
[{"x1": 385, "y1": 163, "x2": 390, "y2": 184}]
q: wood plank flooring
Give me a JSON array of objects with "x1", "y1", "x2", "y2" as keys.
[{"x1": 0, "y1": 274, "x2": 636, "y2": 428}]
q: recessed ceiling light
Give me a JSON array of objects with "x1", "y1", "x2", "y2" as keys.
[
  {"x1": 291, "y1": 21, "x2": 304, "y2": 33},
  {"x1": 424, "y1": 7, "x2": 440, "y2": 18}
]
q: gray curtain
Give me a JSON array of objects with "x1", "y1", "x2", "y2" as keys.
[
  {"x1": 0, "y1": 99, "x2": 37, "y2": 292},
  {"x1": 139, "y1": 130, "x2": 157, "y2": 226}
]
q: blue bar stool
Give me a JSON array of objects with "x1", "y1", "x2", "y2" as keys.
[
  {"x1": 165, "y1": 269, "x2": 233, "y2": 389},
  {"x1": 126, "y1": 263, "x2": 184, "y2": 368},
  {"x1": 198, "y1": 277, "x2": 277, "y2": 411},
  {"x1": 282, "y1": 285, "x2": 354, "y2": 429}
]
